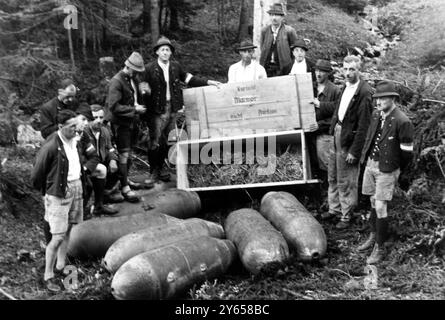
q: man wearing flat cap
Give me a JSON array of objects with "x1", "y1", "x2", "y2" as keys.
[
  {"x1": 357, "y1": 80, "x2": 414, "y2": 264},
  {"x1": 259, "y1": 3, "x2": 298, "y2": 77},
  {"x1": 107, "y1": 51, "x2": 149, "y2": 203},
  {"x1": 142, "y1": 36, "x2": 221, "y2": 184},
  {"x1": 39, "y1": 78, "x2": 80, "y2": 140},
  {"x1": 228, "y1": 40, "x2": 267, "y2": 83}
]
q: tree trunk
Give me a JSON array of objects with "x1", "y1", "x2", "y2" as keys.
[
  {"x1": 238, "y1": 0, "x2": 250, "y2": 42},
  {"x1": 67, "y1": 27, "x2": 75, "y2": 69},
  {"x1": 253, "y1": 0, "x2": 285, "y2": 58},
  {"x1": 143, "y1": 0, "x2": 151, "y2": 33},
  {"x1": 151, "y1": 0, "x2": 160, "y2": 46},
  {"x1": 102, "y1": 0, "x2": 108, "y2": 50},
  {"x1": 168, "y1": 0, "x2": 180, "y2": 31},
  {"x1": 81, "y1": 16, "x2": 87, "y2": 62}
]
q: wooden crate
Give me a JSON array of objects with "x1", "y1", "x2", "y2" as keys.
[
  {"x1": 176, "y1": 130, "x2": 319, "y2": 192},
  {"x1": 183, "y1": 74, "x2": 316, "y2": 139}
]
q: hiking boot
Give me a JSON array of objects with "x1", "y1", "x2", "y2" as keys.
[
  {"x1": 122, "y1": 189, "x2": 140, "y2": 203},
  {"x1": 357, "y1": 232, "x2": 376, "y2": 252},
  {"x1": 93, "y1": 204, "x2": 118, "y2": 216},
  {"x1": 366, "y1": 244, "x2": 385, "y2": 264},
  {"x1": 144, "y1": 170, "x2": 160, "y2": 185},
  {"x1": 128, "y1": 179, "x2": 143, "y2": 190},
  {"x1": 320, "y1": 211, "x2": 338, "y2": 220},
  {"x1": 336, "y1": 220, "x2": 350, "y2": 230},
  {"x1": 44, "y1": 277, "x2": 62, "y2": 293},
  {"x1": 104, "y1": 191, "x2": 124, "y2": 204},
  {"x1": 159, "y1": 168, "x2": 171, "y2": 182}
]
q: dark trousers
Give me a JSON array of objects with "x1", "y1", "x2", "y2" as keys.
[
  {"x1": 265, "y1": 63, "x2": 281, "y2": 77},
  {"x1": 146, "y1": 102, "x2": 177, "y2": 172}
]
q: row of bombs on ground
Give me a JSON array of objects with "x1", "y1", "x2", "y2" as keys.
[{"x1": 66, "y1": 189, "x2": 327, "y2": 300}]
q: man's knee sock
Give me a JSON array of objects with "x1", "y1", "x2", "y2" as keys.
[
  {"x1": 147, "y1": 149, "x2": 160, "y2": 173},
  {"x1": 91, "y1": 177, "x2": 106, "y2": 208},
  {"x1": 376, "y1": 217, "x2": 389, "y2": 246},
  {"x1": 118, "y1": 162, "x2": 129, "y2": 188},
  {"x1": 127, "y1": 157, "x2": 133, "y2": 176},
  {"x1": 105, "y1": 172, "x2": 119, "y2": 191}
]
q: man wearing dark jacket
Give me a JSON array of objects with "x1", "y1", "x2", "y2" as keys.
[
  {"x1": 76, "y1": 104, "x2": 120, "y2": 216},
  {"x1": 31, "y1": 109, "x2": 85, "y2": 292},
  {"x1": 142, "y1": 37, "x2": 220, "y2": 183},
  {"x1": 107, "y1": 51, "x2": 148, "y2": 202},
  {"x1": 324, "y1": 55, "x2": 373, "y2": 229},
  {"x1": 357, "y1": 81, "x2": 414, "y2": 264},
  {"x1": 39, "y1": 79, "x2": 79, "y2": 139},
  {"x1": 259, "y1": 3, "x2": 298, "y2": 77},
  {"x1": 310, "y1": 59, "x2": 341, "y2": 172}
]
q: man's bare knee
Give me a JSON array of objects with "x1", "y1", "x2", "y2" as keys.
[
  {"x1": 48, "y1": 234, "x2": 65, "y2": 247},
  {"x1": 118, "y1": 153, "x2": 129, "y2": 164},
  {"x1": 375, "y1": 200, "x2": 388, "y2": 218},
  {"x1": 93, "y1": 163, "x2": 107, "y2": 179}
]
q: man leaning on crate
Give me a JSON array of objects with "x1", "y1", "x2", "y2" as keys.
[{"x1": 357, "y1": 81, "x2": 414, "y2": 264}]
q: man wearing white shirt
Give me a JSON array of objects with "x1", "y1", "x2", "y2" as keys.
[
  {"x1": 32, "y1": 109, "x2": 85, "y2": 292},
  {"x1": 323, "y1": 55, "x2": 373, "y2": 230},
  {"x1": 284, "y1": 39, "x2": 314, "y2": 76},
  {"x1": 228, "y1": 40, "x2": 267, "y2": 83},
  {"x1": 143, "y1": 37, "x2": 221, "y2": 183}
]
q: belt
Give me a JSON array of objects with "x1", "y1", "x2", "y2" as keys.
[{"x1": 337, "y1": 120, "x2": 343, "y2": 126}]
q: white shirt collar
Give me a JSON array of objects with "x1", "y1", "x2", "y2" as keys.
[
  {"x1": 346, "y1": 79, "x2": 360, "y2": 89},
  {"x1": 158, "y1": 59, "x2": 169, "y2": 69}
]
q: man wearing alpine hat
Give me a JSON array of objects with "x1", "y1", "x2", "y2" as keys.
[
  {"x1": 107, "y1": 51, "x2": 149, "y2": 203},
  {"x1": 228, "y1": 40, "x2": 267, "y2": 83},
  {"x1": 357, "y1": 80, "x2": 414, "y2": 264},
  {"x1": 142, "y1": 36, "x2": 221, "y2": 184},
  {"x1": 259, "y1": 2, "x2": 298, "y2": 77}
]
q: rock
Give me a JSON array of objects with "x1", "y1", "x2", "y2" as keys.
[{"x1": 16, "y1": 124, "x2": 44, "y2": 148}]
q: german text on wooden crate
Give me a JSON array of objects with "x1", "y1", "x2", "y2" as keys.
[{"x1": 183, "y1": 74, "x2": 316, "y2": 138}]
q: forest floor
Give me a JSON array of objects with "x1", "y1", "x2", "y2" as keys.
[{"x1": 1, "y1": 0, "x2": 445, "y2": 300}]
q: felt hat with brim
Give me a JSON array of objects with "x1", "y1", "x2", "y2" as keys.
[
  {"x1": 373, "y1": 80, "x2": 400, "y2": 98},
  {"x1": 267, "y1": 3, "x2": 285, "y2": 15},
  {"x1": 236, "y1": 40, "x2": 257, "y2": 52},
  {"x1": 314, "y1": 59, "x2": 333, "y2": 72},
  {"x1": 76, "y1": 103, "x2": 93, "y2": 121},
  {"x1": 153, "y1": 36, "x2": 175, "y2": 54},
  {"x1": 125, "y1": 52, "x2": 145, "y2": 72},
  {"x1": 290, "y1": 39, "x2": 308, "y2": 51}
]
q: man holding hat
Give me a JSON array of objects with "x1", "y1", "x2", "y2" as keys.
[
  {"x1": 143, "y1": 36, "x2": 221, "y2": 184},
  {"x1": 107, "y1": 51, "x2": 148, "y2": 203},
  {"x1": 357, "y1": 80, "x2": 414, "y2": 264},
  {"x1": 228, "y1": 40, "x2": 267, "y2": 83},
  {"x1": 259, "y1": 3, "x2": 298, "y2": 77},
  {"x1": 40, "y1": 78, "x2": 80, "y2": 139}
]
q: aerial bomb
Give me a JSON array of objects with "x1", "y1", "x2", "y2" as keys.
[
  {"x1": 225, "y1": 208, "x2": 289, "y2": 274},
  {"x1": 111, "y1": 236, "x2": 236, "y2": 300},
  {"x1": 104, "y1": 218, "x2": 225, "y2": 273},
  {"x1": 260, "y1": 191, "x2": 327, "y2": 261},
  {"x1": 67, "y1": 212, "x2": 179, "y2": 259}
]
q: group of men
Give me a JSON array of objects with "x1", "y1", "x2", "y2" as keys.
[{"x1": 31, "y1": 2, "x2": 414, "y2": 292}]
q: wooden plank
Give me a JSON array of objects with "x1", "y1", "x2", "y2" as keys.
[
  {"x1": 182, "y1": 76, "x2": 311, "y2": 138},
  {"x1": 295, "y1": 73, "x2": 317, "y2": 131},
  {"x1": 175, "y1": 129, "x2": 318, "y2": 191},
  {"x1": 183, "y1": 179, "x2": 320, "y2": 192}
]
